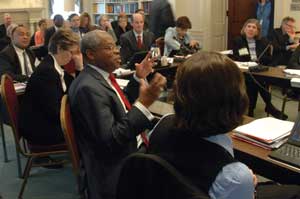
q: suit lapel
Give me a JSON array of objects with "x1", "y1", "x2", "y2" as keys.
[{"x1": 85, "y1": 66, "x2": 115, "y2": 93}]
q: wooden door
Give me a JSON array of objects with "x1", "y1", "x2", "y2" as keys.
[{"x1": 227, "y1": 0, "x2": 257, "y2": 49}]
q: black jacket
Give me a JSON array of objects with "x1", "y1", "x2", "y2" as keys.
[
  {"x1": 232, "y1": 35, "x2": 272, "y2": 65},
  {"x1": 19, "y1": 55, "x2": 74, "y2": 145},
  {"x1": 0, "y1": 44, "x2": 36, "y2": 82}
]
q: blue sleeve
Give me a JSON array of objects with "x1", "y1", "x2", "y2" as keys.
[{"x1": 208, "y1": 162, "x2": 255, "y2": 199}]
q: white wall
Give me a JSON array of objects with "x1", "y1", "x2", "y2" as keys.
[{"x1": 274, "y1": 0, "x2": 300, "y2": 30}]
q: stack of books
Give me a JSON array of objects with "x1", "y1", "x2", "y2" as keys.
[{"x1": 233, "y1": 117, "x2": 294, "y2": 150}]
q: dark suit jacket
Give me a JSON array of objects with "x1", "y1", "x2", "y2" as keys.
[
  {"x1": 68, "y1": 65, "x2": 152, "y2": 199},
  {"x1": 112, "y1": 22, "x2": 132, "y2": 45},
  {"x1": 44, "y1": 26, "x2": 56, "y2": 48},
  {"x1": 0, "y1": 44, "x2": 36, "y2": 82},
  {"x1": 120, "y1": 30, "x2": 155, "y2": 64},
  {"x1": 0, "y1": 24, "x2": 10, "y2": 51},
  {"x1": 268, "y1": 28, "x2": 294, "y2": 65},
  {"x1": 288, "y1": 45, "x2": 300, "y2": 69},
  {"x1": 19, "y1": 55, "x2": 74, "y2": 145},
  {"x1": 232, "y1": 35, "x2": 272, "y2": 65}
]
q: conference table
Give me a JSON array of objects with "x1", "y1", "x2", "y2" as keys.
[{"x1": 148, "y1": 100, "x2": 300, "y2": 185}]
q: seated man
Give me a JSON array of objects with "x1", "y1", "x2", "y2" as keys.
[
  {"x1": 120, "y1": 13, "x2": 155, "y2": 64},
  {"x1": 164, "y1": 16, "x2": 199, "y2": 57},
  {"x1": 68, "y1": 30, "x2": 166, "y2": 199},
  {"x1": 268, "y1": 16, "x2": 299, "y2": 66},
  {"x1": 0, "y1": 25, "x2": 36, "y2": 82}
]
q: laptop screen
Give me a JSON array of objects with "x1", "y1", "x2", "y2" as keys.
[{"x1": 289, "y1": 113, "x2": 300, "y2": 143}]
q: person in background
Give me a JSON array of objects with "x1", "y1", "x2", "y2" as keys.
[
  {"x1": 149, "y1": 0, "x2": 175, "y2": 39},
  {"x1": 232, "y1": 18, "x2": 287, "y2": 119},
  {"x1": 68, "y1": 30, "x2": 166, "y2": 199},
  {"x1": 0, "y1": 13, "x2": 13, "y2": 51},
  {"x1": 112, "y1": 12, "x2": 132, "y2": 45},
  {"x1": 135, "y1": 8, "x2": 149, "y2": 31},
  {"x1": 97, "y1": 15, "x2": 117, "y2": 43},
  {"x1": 268, "y1": 16, "x2": 299, "y2": 66},
  {"x1": 79, "y1": 12, "x2": 96, "y2": 35},
  {"x1": 256, "y1": 0, "x2": 272, "y2": 38},
  {"x1": 44, "y1": 14, "x2": 64, "y2": 48},
  {"x1": 34, "y1": 19, "x2": 47, "y2": 46},
  {"x1": 120, "y1": 13, "x2": 155, "y2": 64},
  {"x1": 147, "y1": 51, "x2": 300, "y2": 199},
  {"x1": 19, "y1": 29, "x2": 82, "y2": 146},
  {"x1": 68, "y1": 13, "x2": 83, "y2": 38},
  {"x1": 0, "y1": 25, "x2": 36, "y2": 82},
  {"x1": 164, "y1": 16, "x2": 199, "y2": 56}
]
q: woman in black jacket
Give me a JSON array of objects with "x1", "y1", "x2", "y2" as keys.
[{"x1": 233, "y1": 18, "x2": 287, "y2": 119}]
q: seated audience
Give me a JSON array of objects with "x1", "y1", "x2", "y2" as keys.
[
  {"x1": 79, "y1": 12, "x2": 96, "y2": 35},
  {"x1": 147, "y1": 51, "x2": 300, "y2": 199},
  {"x1": 0, "y1": 25, "x2": 36, "y2": 82},
  {"x1": 34, "y1": 19, "x2": 47, "y2": 46},
  {"x1": 164, "y1": 16, "x2": 199, "y2": 56},
  {"x1": 112, "y1": 13, "x2": 132, "y2": 45},
  {"x1": 135, "y1": 8, "x2": 149, "y2": 31},
  {"x1": 44, "y1": 14, "x2": 64, "y2": 48},
  {"x1": 68, "y1": 13, "x2": 83, "y2": 38},
  {"x1": 0, "y1": 13, "x2": 13, "y2": 51},
  {"x1": 120, "y1": 13, "x2": 155, "y2": 64},
  {"x1": 97, "y1": 15, "x2": 117, "y2": 43},
  {"x1": 19, "y1": 29, "x2": 82, "y2": 146},
  {"x1": 268, "y1": 16, "x2": 299, "y2": 66},
  {"x1": 68, "y1": 30, "x2": 166, "y2": 199},
  {"x1": 232, "y1": 18, "x2": 286, "y2": 119}
]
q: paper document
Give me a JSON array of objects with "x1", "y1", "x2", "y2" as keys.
[
  {"x1": 234, "y1": 61, "x2": 258, "y2": 69},
  {"x1": 284, "y1": 69, "x2": 300, "y2": 76},
  {"x1": 220, "y1": 50, "x2": 233, "y2": 55},
  {"x1": 113, "y1": 68, "x2": 134, "y2": 76},
  {"x1": 14, "y1": 82, "x2": 26, "y2": 94},
  {"x1": 116, "y1": 78, "x2": 129, "y2": 89},
  {"x1": 234, "y1": 117, "x2": 294, "y2": 143}
]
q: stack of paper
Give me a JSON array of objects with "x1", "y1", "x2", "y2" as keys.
[
  {"x1": 233, "y1": 117, "x2": 294, "y2": 150},
  {"x1": 234, "y1": 61, "x2": 258, "y2": 69},
  {"x1": 14, "y1": 82, "x2": 26, "y2": 94}
]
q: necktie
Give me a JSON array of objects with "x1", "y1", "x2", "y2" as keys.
[
  {"x1": 137, "y1": 35, "x2": 143, "y2": 49},
  {"x1": 22, "y1": 51, "x2": 30, "y2": 76},
  {"x1": 109, "y1": 73, "x2": 149, "y2": 146}
]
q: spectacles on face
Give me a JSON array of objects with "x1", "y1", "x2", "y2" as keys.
[
  {"x1": 99, "y1": 45, "x2": 120, "y2": 51},
  {"x1": 285, "y1": 23, "x2": 296, "y2": 30}
]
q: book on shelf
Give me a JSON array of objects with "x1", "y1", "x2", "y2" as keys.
[{"x1": 233, "y1": 117, "x2": 294, "y2": 149}]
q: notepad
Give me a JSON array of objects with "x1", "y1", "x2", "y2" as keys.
[{"x1": 234, "y1": 117, "x2": 294, "y2": 144}]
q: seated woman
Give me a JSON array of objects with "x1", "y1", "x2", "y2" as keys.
[
  {"x1": 112, "y1": 12, "x2": 132, "y2": 45},
  {"x1": 34, "y1": 19, "x2": 47, "y2": 46},
  {"x1": 79, "y1": 12, "x2": 96, "y2": 35},
  {"x1": 97, "y1": 15, "x2": 117, "y2": 43},
  {"x1": 164, "y1": 16, "x2": 199, "y2": 56},
  {"x1": 148, "y1": 51, "x2": 300, "y2": 199},
  {"x1": 232, "y1": 18, "x2": 287, "y2": 119},
  {"x1": 19, "y1": 29, "x2": 83, "y2": 145}
]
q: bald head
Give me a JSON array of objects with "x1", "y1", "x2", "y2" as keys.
[
  {"x1": 132, "y1": 13, "x2": 144, "y2": 34},
  {"x1": 3, "y1": 13, "x2": 12, "y2": 27}
]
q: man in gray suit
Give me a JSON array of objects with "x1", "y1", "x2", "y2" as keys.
[
  {"x1": 120, "y1": 13, "x2": 155, "y2": 64},
  {"x1": 68, "y1": 30, "x2": 166, "y2": 199}
]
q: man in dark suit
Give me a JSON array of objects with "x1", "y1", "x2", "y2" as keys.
[
  {"x1": 68, "y1": 30, "x2": 166, "y2": 199},
  {"x1": 0, "y1": 25, "x2": 36, "y2": 82},
  {"x1": 268, "y1": 16, "x2": 299, "y2": 66},
  {"x1": 0, "y1": 13, "x2": 12, "y2": 51},
  {"x1": 120, "y1": 13, "x2": 155, "y2": 64},
  {"x1": 44, "y1": 14, "x2": 64, "y2": 48}
]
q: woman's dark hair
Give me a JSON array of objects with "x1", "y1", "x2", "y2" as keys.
[
  {"x1": 175, "y1": 16, "x2": 192, "y2": 29},
  {"x1": 173, "y1": 51, "x2": 248, "y2": 137}
]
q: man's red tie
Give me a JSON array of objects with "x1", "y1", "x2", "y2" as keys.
[
  {"x1": 109, "y1": 73, "x2": 149, "y2": 146},
  {"x1": 137, "y1": 35, "x2": 143, "y2": 49}
]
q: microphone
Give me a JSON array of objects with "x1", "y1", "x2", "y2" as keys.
[{"x1": 248, "y1": 43, "x2": 271, "y2": 72}]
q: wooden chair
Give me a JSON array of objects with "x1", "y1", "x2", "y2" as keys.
[
  {"x1": 116, "y1": 153, "x2": 209, "y2": 199},
  {"x1": 0, "y1": 74, "x2": 68, "y2": 199},
  {"x1": 60, "y1": 94, "x2": 86, "y2": 199}
]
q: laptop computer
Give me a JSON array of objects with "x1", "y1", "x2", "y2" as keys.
[
  {"x1": 269, "y1": 113, "x2": 300, "y2": 168},
  {"x1": 126, "y1": 51, "x2": 148, "y2": 70}
]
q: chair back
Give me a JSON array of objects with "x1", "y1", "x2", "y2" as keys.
[
  {"x1": 0, "y1": 74, "x2": 22, "y2": 144},
  {"x1": 155, "y1": 37, "x2": 165, "y2": 56},
  {"x1": 60, "y1": 95, "x2": 80, "y2": 176},
  {"x1": 116, "y1": 153, "x2": 209, "y2": 199}
]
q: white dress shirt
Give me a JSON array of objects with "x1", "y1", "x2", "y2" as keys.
[{"x1": 13, "y1": 45, "x2": 33, "y2": 76}]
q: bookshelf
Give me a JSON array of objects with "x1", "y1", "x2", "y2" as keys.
[{"x1": 92, "y1": 0, "x2": 152, "y2": 22}]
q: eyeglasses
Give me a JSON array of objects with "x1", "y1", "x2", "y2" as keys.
[
  {"x1": 99, "y1": 45, "x2": 120, "y2": 51},
  {"x1": 285, "y1": 23, "x2": 296, "y2": 30}
]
